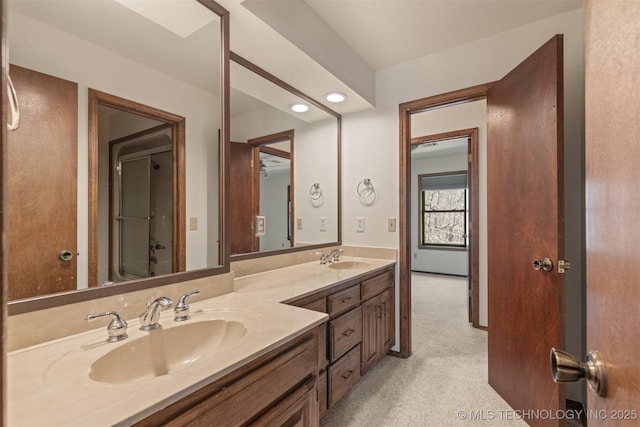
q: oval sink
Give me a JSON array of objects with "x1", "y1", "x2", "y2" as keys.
[
  {"x1": 328, "y1": 261, "x2": 371, "y2": 270},
  {"x1": 89, "y1": 320, "x2": 247, "y2": 384}
]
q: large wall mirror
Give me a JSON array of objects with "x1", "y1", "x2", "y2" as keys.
[
  {"x1": 229, "y1": 54, "x2": 341, "y2": 257},
  {"x1": 6, "y1": 0, "x2": 229, "y2": 312}
]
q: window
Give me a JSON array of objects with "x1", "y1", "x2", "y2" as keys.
[{"x1": 419, "y1": 172, "x2": 467, "y2": 248}]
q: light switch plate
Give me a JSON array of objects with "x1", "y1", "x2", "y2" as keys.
[
  {"x1": 356, "y1": 217, "x2": 365, "y2": 233},
  {"x1": 319, "y1": 217, "x2": 327, "y2": 231},
  {"x1": 296, "y1": 218, "x2": 303, "y2": 230},
  {"x1": 388, "y1": 217, "x2": 397, "y2": 232},
  {"x1": 255, "y1": 216, "x2": 266, "y2": 236},
  {"x1": 189, "y1": 217, "x2": 198, "y2": 231}
]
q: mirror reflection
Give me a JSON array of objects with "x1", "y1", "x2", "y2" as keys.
[
  {"x1": 229, "y1": 58, "x2": 340, "y2": 256},
  {"x1": 6, "y1": 0, "x2": 223, "y2": 301}
]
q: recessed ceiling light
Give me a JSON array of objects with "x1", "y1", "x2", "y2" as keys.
[
  {"x1": 290, "y1": 103, "x2": 309, "y2": 113},
  {"x1": 325, "y1": 92, "x2": 347, "y2": 103}
]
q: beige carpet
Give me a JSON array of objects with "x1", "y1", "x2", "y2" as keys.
[{"x1": 321, "y1": 273, "x2": 528, "y2": 427}]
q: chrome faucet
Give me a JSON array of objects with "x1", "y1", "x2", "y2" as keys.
[
  {"x1": 174, "y1": 289, "x2": 201, "y2": 322},
  {"x1": 328, "y1": 248, "x2": 343, "y2": 262},
  {"x1": 85, "y1": 311, "x2": 128, "y2": 342},
  {"x1": 316, "y1": 248, "x2": 344, "y2": 264},
  {"x1": 139, "y1": 297, "x2": 173, "y2": 331},
  {"x1": 316, "y1": 251, "x2": 330, "y2": 265}
]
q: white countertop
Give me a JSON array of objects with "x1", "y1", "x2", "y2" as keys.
[{"x1": 7, "y1": 256, "x2": 395, "y2": 426}]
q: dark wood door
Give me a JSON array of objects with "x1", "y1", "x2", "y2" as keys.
[
  {"x1": 361, "y1": 297, "x2": 379, "y2": 374},
  {"x1": 585, "y1": 1, "x2": 640, "y2": 423},
  {"x1": 7, "y1": 65, "x2": 78, "y2": 300},
  {"x1": 487, "y1": 35, "x2": 564, "y2": 424},
  {"x1": 229, "y1": 142, "x2": 257, "y2": 254},
  {"x1": 381, "y1": 288, "x2": 394, "y2": 352}
]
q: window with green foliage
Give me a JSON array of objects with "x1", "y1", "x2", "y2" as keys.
[{"x1": 419, "y1": 172, "x2": 467, "y2": 248}]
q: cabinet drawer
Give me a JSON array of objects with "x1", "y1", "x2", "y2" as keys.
[
  {"x1": 329, "y1": 306, "x2": 362, "y2": 362},
  {"x1": 328, "y1": 285, "x2": 360, "y2": 317},
  {"x1": 328, "y1": 344, "x2": 361, "y2": 407},
  {"x1": 361, "y1": 270, "x2": 394, "y2": 301}
]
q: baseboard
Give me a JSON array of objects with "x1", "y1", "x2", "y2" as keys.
[
  {"x1": 476, "y1": 325, "x2": 488, "y2": 331},
  {"x1": 387, "y1": 350, "x2": 402, "y2": 358},
  {"x1": 411, "y1": 270, "x2": 468, "y2": 278}
]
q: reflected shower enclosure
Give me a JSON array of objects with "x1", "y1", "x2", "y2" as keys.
[
  {"x1": 111, "y1": 139, "x2": 172, "y2": 281},
  {"x1": 108, "y1": 119, "x2": 173, "y2": 282}
]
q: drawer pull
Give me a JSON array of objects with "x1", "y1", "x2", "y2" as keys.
[
  {"x1": 341, "y1": 370, "x2": 353, "y2": 380},
  {"x1": 342, "y1": 328, "x2": 356, "y2": 337},
  {"x1": 340, "y1": 296, "x2": 353, "y2": 303}
]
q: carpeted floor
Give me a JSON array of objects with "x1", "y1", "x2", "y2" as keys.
[{"x1": 320, "y1": 273, "x2": 528, "y2": 427}]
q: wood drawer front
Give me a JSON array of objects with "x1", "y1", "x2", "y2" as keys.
[
  {"x1": 327, "y1": 285, "x2": 360, "y2": 317},
  {"x1": 299, "y1": 297, "x2": 327, "y2": 313},
  {"x1": 329, "y1": 306, "x2": 362, "y2": 362},
  {"x1": 361, "y1": 270, "x2": 394, "y2": 301},
  {"x1": 328, "y1": 344, "x2": 361, "y2": 407},
  {"x1": 164, "y1": 333, "x2": 316, "y2": 427}
]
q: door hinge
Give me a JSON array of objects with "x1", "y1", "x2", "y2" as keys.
[{"x1": 558, "y1": 260, "x2": 571, "y2": 274}]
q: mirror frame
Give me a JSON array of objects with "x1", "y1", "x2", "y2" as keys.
[
  {"x1": 229, "y1": 52, "x2": 342, "y2": 261},
  {"x1": 6, "y1": 0, "x2": 231, "y2": 315}
]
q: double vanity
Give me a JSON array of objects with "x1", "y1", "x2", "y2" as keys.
[{"x1": 7, "y1": 252, "x2": 396, "y2": 426}]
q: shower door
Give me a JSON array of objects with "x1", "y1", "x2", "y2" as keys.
[
  {"x1": 118, "y1": 157, "x2": 152, "y2": 278},
  {"x1": 116, "y1": 150, "x2": 173, "y2": 280}
]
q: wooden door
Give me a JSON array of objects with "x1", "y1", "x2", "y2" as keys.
[
  {"x1": 7, "y1": 65, "x2": 78, "y2": 300},
  {"x1": 585, "y1": 1, "x2": 640, "y2": 423},
  {"x1": 361, "y1": 297, "x2": 379, "y2": 374},
  {"x1": 229, "y1": 141, "x2": 257, "y2": 254},
  {"x1": 487, "y1": 35, "x2": 564, "y2": 424},
  {"x1": 381, "y1": 288, "x2": 394, "y2": 352}
]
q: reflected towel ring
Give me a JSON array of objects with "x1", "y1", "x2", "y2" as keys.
[
  {"x1": 357, "y1": 178, "x2": 376, "y2": 206},
  {"x1": 309, "y1": 183, "x2": 324, "y2": 207},
  {"x1": 6, "y1": 74, "x2": 20, "y2": 131}
]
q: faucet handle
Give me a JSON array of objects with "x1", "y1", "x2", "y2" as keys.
[
  {"x1": 315, "y1": 251, "x2": 329, "y2": 265},
  {"x1": 174, "y1": 290, "x2": 201, "y2": 322},
  {"x1": 85, "y1": 311, "x2": 128, "y2": 342}
]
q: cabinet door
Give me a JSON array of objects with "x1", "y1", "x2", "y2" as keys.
[
  {"x1": 250, "y1": 376, "x2": 318, "y2": 427},
  {"x1": 361, "y1": 297, "x2": 379, "y2": 374},
  {"x1": 380, "y1": 288, "x2": 395, "y2": 353}
]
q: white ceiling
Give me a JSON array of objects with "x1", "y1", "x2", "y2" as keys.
[{"x1": 303, "y1": 0, "x2": 583, "y2": 71}]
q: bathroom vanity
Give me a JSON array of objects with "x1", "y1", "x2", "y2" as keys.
[{"x1": 7, "y1": 255, "x2": 395, "y2": 426}]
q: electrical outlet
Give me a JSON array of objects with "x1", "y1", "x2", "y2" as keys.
[
  {"x1": 296, "y1": 218, "x2": 303, "y2": 230},
  {"x1": 388, "y1": 217, "x2": 397, "y2": 232},
  {"x1": 189, "y1": 217, "x2": 198, "y2": 231},
  {"x1": 319, "y1": 217, "x2": 327, "y2": 231},
  {"x1": 356, "y1": 217, "x2": 365, "y2": 233}
]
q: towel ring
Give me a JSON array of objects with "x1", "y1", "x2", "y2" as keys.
[
  {"x1": 357, "y1": 178, "x2": 376, "y2": 206},
  {"x1": 309, "y1": 183, "x2": 324, "y2": 207}
]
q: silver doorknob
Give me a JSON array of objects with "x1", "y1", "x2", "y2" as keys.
[
  {"x1": 533, "y1": 258, "x2": 553, "y2": 272},
  {"x1": 550, "y1": 347, "x2": 607, "y2": 397}
]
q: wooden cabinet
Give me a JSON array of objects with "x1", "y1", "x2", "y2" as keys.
[
  {"x1": 329, "y1": 306, "x2": 362, "y2": 362},
  {"x1": 361, "y1": 286, "x2": 395, "y2": 375},
  {"x1": 135, "y1": 328, "x2": 321, "y2": 427},
  {"x1": 288, "y1": 265, "x2": 395, "y2": 417},
  {"x1": 328, "y1": 344, "x2": 361, "y2": 407}
]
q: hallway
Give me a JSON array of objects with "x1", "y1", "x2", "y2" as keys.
[{"x1": 321, "y1": 273, "x2": 527, "y2": 426}]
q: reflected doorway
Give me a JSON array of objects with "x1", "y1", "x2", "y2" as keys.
[{"x1": 88, "y1": 90, "x2": 186, "y2": 286}]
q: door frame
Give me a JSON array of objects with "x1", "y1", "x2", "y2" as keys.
[
  {"x1": 248, "y1": 129, "x2": 295, "y2": 250},
  {"x1": 88, "y1": 89, "x2": 186, "y2": 286},
  {"x1": 398, "y1": 82, "x2": 494, "y2": 357},
  {"x1": 411, "y1": 128, "x2": 480, "y2": 327}
]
